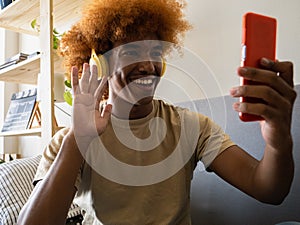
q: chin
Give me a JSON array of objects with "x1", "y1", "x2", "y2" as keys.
[{"x1": 134, "y1": 96, "x2": 154, "y2": 106}]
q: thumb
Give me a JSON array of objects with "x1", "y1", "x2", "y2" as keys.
[{"x1": 101, "y1": 104, "x2": 112, "y2": 120}]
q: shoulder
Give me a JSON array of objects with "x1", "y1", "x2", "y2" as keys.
[
  {"x1": 33, "y1": 127, "x2": 71, "y2": 184},
  {"x1": 49, "y1": 127, "x2": 71, "y2": 150},
  {"x1": 53, "y1": 127, "x2": 71, "y2": 140},
  {"x1": 42, "y1": 127, "x2": 70, "y2": 161}
]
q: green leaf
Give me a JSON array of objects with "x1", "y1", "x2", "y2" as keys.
[
  {"x1": 31, "y1": 19, "x2": 37, "y2": 29},
  {"x1": 53, "y1": 28, "x2": 59, "y2": 35},
  {"x1": 53, "y1": 36, "x2": 59, "y2": 49},
  {"x1": 64, "y1": 80, "x2": 72, "y2": 88},
  {"x1": 64, "y1": 90, "x2": 73, "y2": 106}
]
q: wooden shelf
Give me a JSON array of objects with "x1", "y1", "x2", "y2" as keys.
[
  {"x1": 0, "y1": 0, "x2": 82, "y2": 35},
  {"x1": 0, "y1": 55, "x2": 40, "y2": 84},
  {"x1": 0, "y1": 53, "x2": 65, "y2": 84},
  {"x1": 0, "y1": 128, "x2": 41, "y2": 137}
]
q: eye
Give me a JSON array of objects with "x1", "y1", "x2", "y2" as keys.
[
  {"x1": 121, "y1": 50, "x2": 139, "y2": 57},
  {"x1": 151, "y1": 51, "x2": 163, "y2": 58}
]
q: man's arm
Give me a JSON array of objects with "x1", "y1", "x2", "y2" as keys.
[
  {"x1": 209, "y1": 144, "x2": 293, "y2": 204},
  {"x1": 17, "y1": 131, "x2": 83, "y2": 225},
  {"x1": 209, "y1": 58, "x2": 297, "y2": 204}
]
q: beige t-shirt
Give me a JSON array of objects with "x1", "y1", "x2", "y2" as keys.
[{"x1": 34, "y1": 99, "x2": 235, "y2": 225}]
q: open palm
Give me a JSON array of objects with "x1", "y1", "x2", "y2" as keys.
[{"x1": 71, "y1": 63, "x2": 112, "y2": 140}]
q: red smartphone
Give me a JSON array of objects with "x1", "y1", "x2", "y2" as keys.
[{"x1": 240, "y1": 12, "x2": 277, "y2": 122}]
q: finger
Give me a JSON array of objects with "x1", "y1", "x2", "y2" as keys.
[
  {"x1": 232, "y1": 102, "x2": 279, "y2": 122},
  {"x1": 80, "y1": 63, "x2": 91, "y2": 94},
  {"x1": 230, "y1": 85, "x2": 290, "y2": 109},
  {"x1": 237, "y1": 67, "x2": 296, "y2": 103},
  {"x1": 260, "y1": 58, "x2": 294, "y2": 88},
  {"x1": 71, "y1": 66, "x2": 80, "y2": 95},
  {"x1": 89, "y1": 64, "x2": 99, "y2": 94},
  {"x1": 94, "y1": 76, "x2": 108, "y2": 108}
]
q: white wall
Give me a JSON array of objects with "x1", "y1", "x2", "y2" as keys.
[
  {"x1": 156, "y1": 0, "x2": 300, "y2": 103},
  {"x1": 0, "y1": 30, "x2": 19, "y2": 154}
]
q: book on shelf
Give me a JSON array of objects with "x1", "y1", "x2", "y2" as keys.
[
  {"x1": 0, "y1": 52, "x2": 29, "y2": 70},
  {"x1": 27, "y1": 51, "x2": 40, "y2": 59},
  {"x1": 0, "y1": 60, "x2": 19, "y2": 70},
  {"x1": 1, "y1": 88, "x2": 41, "y2": 133},
  {"x1": 0, "y1": 0, "x2": 12, "y2": 10},
  {"x1": 5, "y1": 52, "x2": 29, "y2": 62},
  {"x1": 0, "y1": 52, "x2": 41, "y2": 71}
]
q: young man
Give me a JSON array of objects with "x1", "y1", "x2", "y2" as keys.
[{"x1": 18, "y1": 0, "x2": 297, "y2": 224}]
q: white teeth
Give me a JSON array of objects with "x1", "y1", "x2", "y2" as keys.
[{"x1": 133, "y1": 79, "x2": 153, "y2": 85}]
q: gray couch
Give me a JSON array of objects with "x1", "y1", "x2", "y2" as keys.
[{"x1": 183, "y1": 85, "x2": 300, "y2": 225}]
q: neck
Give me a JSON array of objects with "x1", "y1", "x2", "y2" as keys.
[{"x1": 109, "y1": 97, "x2": 154, "y2": 120}]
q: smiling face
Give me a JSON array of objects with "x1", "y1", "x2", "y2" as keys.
[{"x1": 107, "y1": 34, "x2": 164, "y2": 111}]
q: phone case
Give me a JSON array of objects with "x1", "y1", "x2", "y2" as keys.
[{"x1": 240, "y1": 12, "x2": 277, "y2": 122}]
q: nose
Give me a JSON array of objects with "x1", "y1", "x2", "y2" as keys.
[{"x1": 138, "y1": 60, "x2": 156, "y2": 75}]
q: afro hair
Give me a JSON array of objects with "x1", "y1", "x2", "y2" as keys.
[{"x1": 59, "y1": 0, "x2": 192, "y2": 79}]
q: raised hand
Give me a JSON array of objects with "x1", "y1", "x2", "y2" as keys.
[
  {"x1": 231, "y1": 58, "x2": 297, "y2": 152},
  {"x1": 71, "y1": 63, "x2": 112, "y2": 140}
]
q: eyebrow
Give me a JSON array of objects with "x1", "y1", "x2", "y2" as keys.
[
  {"x1": 122, "y1": 43, "x2": 163, "y2": 50},
  {"x1": 123, "y1": 43, "x2": 140, "y2": 49}
]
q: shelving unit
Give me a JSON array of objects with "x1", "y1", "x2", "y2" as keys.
[
  {"x1": 0, "y1": 0, "x2": 82, "y2": 36},
  {"x1": 0, "y1": 0, "x2": 82, "y2": 149}
]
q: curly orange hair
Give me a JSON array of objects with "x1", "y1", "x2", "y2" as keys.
[{"x1": 59, "y1": 0, "x2": 191, "y2": 79}]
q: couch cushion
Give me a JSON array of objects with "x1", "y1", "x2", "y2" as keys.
[
  {"x1": 0, "y1": 155, "x2": 41, "y2": 225},
  {"x1": 0, "y1": 155, "x2": 82, "y2": 225}
]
